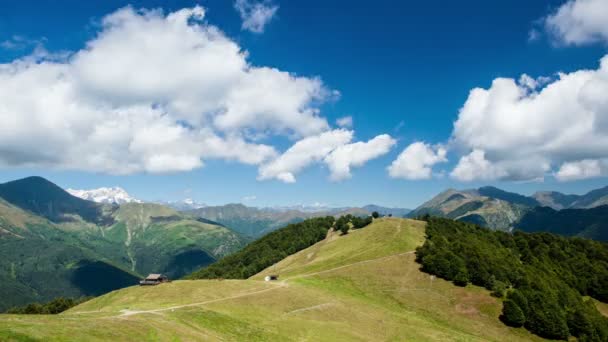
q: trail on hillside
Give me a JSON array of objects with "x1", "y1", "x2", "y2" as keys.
[
  {"x1": 118, "y1": 282, "x2": 287, "y2": 317},
  {"x1": 104, "y1": 220, "x2": 415, "y2": 318}
]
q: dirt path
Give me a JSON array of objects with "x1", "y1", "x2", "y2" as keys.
[
  {"x1": 107, "y1": 220, "x2": 415, "y2": 318},
  {"x1": 118, "y1": 283, "x2": 287, "y2": 317}
]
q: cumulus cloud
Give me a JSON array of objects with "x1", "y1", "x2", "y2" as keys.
[
  {"x1": 555, "y1": 159, "x2": 607, "y2": 181},
  {"x1": 336, "y1": 116, "x2": 353, "y2": 128},
  {"x1": 257, "y1": 129, "x2": 353, "y2": 183},
  {"x1": 234, "y1": 0, "x2": 278, "y2": 33},
  {"x1": 388, "y1": 142, "x2": 447, "y2": 180},
  {"x1": 449, "y1": 55, "x2": 608, "y2": 182},
  {"x1": 544, "y1": 0, "x2": 608, "y2": 45},
  {"x1": 258, "y1": 130, "x2": 395, "y2": 182},
  {"x1": 0, "y1": 6, "x2": 346, "y2": 175},
  {"x1": 324, "y1": 134, "x2": 396, "y2": 181},
  {"x1": 450, "y1": 150, "x2": 507, "y2": 182}
]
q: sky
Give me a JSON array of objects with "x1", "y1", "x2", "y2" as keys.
[{"x1": 0, "y1": 0, "x2": 608, "y2": 208}]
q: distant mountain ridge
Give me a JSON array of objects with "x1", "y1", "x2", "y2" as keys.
[
  {"x1": 185, "y1": 203, "x2": 409, "y2": 237},
  {"x1": 410, "y1": 185, "x2": 608, "y2": 240}
]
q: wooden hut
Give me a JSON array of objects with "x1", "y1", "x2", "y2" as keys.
[{"x1": 140, "y1": 274, "x2": 170, "y2": 286}]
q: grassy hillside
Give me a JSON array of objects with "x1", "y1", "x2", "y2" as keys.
[{"x1": 0, "y1": 218, "x2": 545, "y2": 341}]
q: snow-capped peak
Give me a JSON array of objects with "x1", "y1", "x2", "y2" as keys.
[{"x1": 66, "y1": 187, "x2": 142, "y2": 204}]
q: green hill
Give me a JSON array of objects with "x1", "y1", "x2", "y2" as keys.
[{"x1": 0, "y1": 218, "x2": 547, "y2": 341}]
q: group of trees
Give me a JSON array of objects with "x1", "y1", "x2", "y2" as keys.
[
  {"x1": 188, "y1": 216, "x2": 335, "y2": 279},
  {"x1": 6, "y1": 297, "x2": 91, "y2": 315},
  {"x1": 416, "y1": 217, "x2": 608, "y2": 341},
  {"x1": 334, "y1": 214, "x2": 373, "y2": 235},
  {"x1": 189, "y1": 213, "x2": 376, "y2": 280}
]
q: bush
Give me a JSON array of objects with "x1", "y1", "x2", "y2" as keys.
[
  {"x1": 452, "y1": 269, "x2": 469, "y2": 287},
  {"x1": 372, "y1": 211, "x2": 380, "y2": 219},
  {"x1": 501, "y1": 300, "x2": 525, "y2": 327}
]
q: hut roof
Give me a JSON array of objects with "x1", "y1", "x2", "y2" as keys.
[{"x1": 145, "y1": 274, "x2": 164, "y2": 280}]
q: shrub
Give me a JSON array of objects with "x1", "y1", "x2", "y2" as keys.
[{"x1": 500, "y1": 300, "x2": 525, "y2": 327}]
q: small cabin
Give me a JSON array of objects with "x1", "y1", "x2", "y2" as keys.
[
  {"x1": 140, "y1": 273, "x2": 170, "y2": 286},
  {"x1": 264, "y1": 275, "x2": 279, "y2": 281}
]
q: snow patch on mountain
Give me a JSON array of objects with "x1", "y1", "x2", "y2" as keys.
[{"x1": 67, "y1": 187, "x2": 142, "y2": 204}]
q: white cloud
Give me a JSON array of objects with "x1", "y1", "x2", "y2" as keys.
[
  {"x1": 544, "y1": 0, "x2": 608, "y2": 45},
  {"x1": 388, "y1": 142, "x2": 447, "y2": 180},
  {"x1": 324, "y1": 134, "x2": 396, "y2": 181},
  {"x1": 555, "y1": 159, "x2": 606, "y2": 181},
  {"x1": 336, "y1": 116, "x2": 353, "y2": 128},
  {"x1": 257, "y1": 129, "x2": 353, "y2": 183},
  {"x1": 450, "y1": 150, "x2": 507, "y2": 182},
  {"x1": 234, "y1": 0, "x2": 278, "y2": 33},
  {"x1": 449, "y1": 55, "x2": 608, "y2": 182},
  {"x1": 242, "y1": 195, "x2": 257, "y2": 202},
  {"x1": 0, "y1": 6, "x2": 348, "y2": 175}
]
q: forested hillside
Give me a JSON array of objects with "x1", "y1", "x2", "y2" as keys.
[
  {"x1": 516, "y1": 205, "x2": 608, "y2": 241},
  {"x1": 188, "y1": 216, "x2": 336, "y2": 279},
  {"x1": 416, "y1": 217, "x2": 608, "y2": 341}
]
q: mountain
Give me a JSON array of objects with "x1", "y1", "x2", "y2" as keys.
[
  {"x1": 362, "y1": 204, "x2": 411, "y2": 217},
  {"x1": 0, "y1": 176, "x2": 111, "y2": 225},
  {"x1": 570, "y1": 185, "x2": 608, "y2": 209},
  {"x1": 477, "y1": 186, "x2": 540, "y2": 207},
  {"x1": 103, "y1": 202, "x2": 245, "y2": 277},
  {"x1": 0, "y1": 177, "x2": 247, "y2": 311},
  {"x1": 532, "y1": 186, "x2": 608, "y2": 210},
  {"x1": 516, "y1": 205, "x2": 608, "y2": 241},
  {"x1": 408, "y1": 188, "x2": 529, "y2": 231},
  {"x1": 162, "y1": 198, "x2": 207, "y2": 211},
  {"x1": 0, "y1": 218, "x2": 547, "y2": 341},
  {"x1": 67, "y1": 187, "x2": 142, "y2": 205},
  {"x1": 185, "y1": 203, "x2": 372, "y2": 238},
  {"x1": 0, "y1": 198, "x2": 139, "y2": 312},
  {"x1": 531, "y1": 191, "x2": 580, "y2": 210},
  {"x1": 410, "y1": 185, "x2": 608, "y2": 239}
]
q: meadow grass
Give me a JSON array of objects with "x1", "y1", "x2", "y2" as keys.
[{"x1": 0, "y1": 218, "x2": 545, "y2": 341}]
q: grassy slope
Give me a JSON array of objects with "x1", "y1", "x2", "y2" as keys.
[{"x1": 0, "y1": 218, "x2": 544, "y2": 341}]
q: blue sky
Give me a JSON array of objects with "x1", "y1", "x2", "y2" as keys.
[{"x1": 0, "y1": 0, "x2": 607, "y2": 208}]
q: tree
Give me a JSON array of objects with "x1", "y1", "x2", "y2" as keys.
[
  {"x1": 340, "y1": 223, "x2": 350, "y2": 235},
  {"x1": 501, "y1": 300, "x2": 525, "y2": 327},
  {"x1": 372, "y1": 211, "x2": 380, "y2": 219},
  {"x1": 453, "y1": 269, "x2": 469, "y2": 287}
]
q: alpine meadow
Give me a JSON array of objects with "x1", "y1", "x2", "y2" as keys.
[{"x1": 1, "y1": 0, "x2": 608, "y2": 341}]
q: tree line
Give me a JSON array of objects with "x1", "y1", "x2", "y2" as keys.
[
  {"x1": 5, "y1": 297, "x2": 91, "y2": 315},
  {"x1": 416, "y1": 216, "x2": 608, "y2": 341}
]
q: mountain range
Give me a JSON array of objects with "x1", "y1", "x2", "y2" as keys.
[
  {"x1": 409, "y1": 185, "x2": 608, "y2": 240},
  {"x1": 68, "y1": 186, "x2": 411, "y2": 238},
  {"x1": 184, "y1": 204, "x2": 409, "y2": 237}
]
